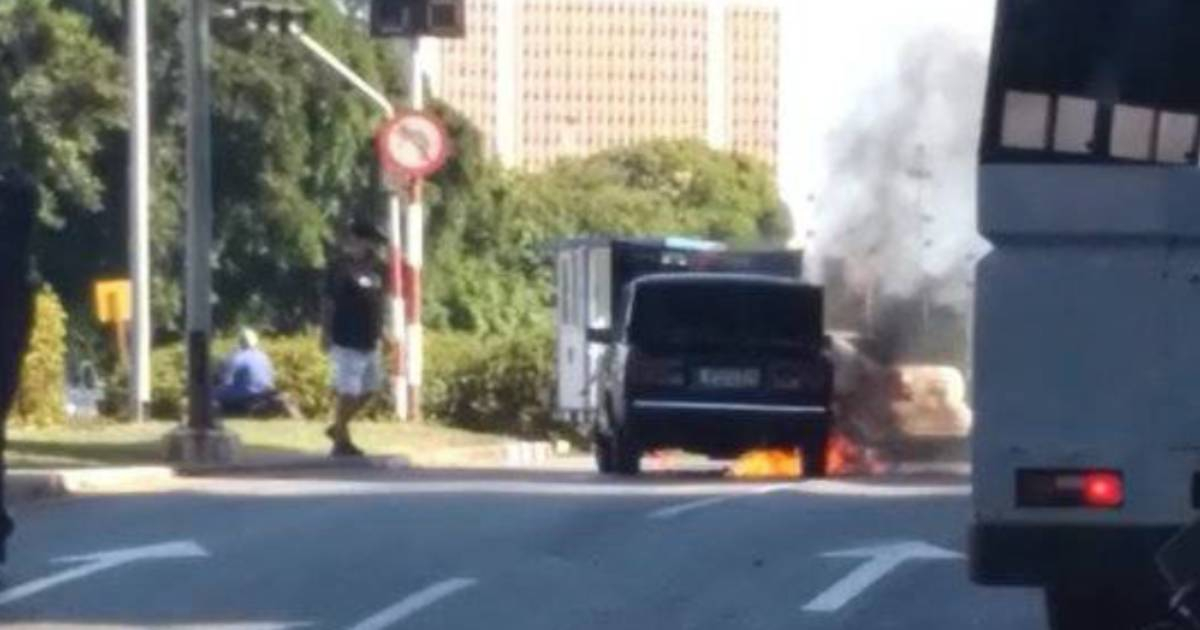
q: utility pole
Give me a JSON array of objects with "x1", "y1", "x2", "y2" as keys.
[
  {"x1": 907, "y1": 144, "x2": 934, "y2": 345},
  {"x1": 168, "y1": 0, "x2": 238, "y2": 463},
  {"x1": 127, "y1": 0, "x2": 151, "y2": 422}
]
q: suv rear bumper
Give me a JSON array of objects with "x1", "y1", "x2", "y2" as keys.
[
  {"x1": 627, "y1": 400, "x2": 830, "y2": 454},
  {"x1": 970, "y1": 522, "x2": 1178, "y2": 586}
]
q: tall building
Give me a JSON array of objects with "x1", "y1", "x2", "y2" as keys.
[{"x1": 427, "y1": 0, "x2": 780, "y2": 170}]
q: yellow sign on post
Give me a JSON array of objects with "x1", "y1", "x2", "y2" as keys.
[
  {"x1": 94, "y1": 279, "x2": 133, "y2": 367},
  {"x1": 93, "y1": 279, "x2": 132, "y2": 324}
]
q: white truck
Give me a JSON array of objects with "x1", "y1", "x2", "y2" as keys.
[{"x1": 971, "y1": 1, "x2": 1200, "y2": 628}]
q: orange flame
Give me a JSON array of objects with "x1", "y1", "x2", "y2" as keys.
[
  {"x1": 827, "y1": 433, "x2": 854, "y2": 476},
  {"x1": 826, "y1": 431, "x2": 887, "y2": 476},
  {"x1": 729, "y1": 449, "x2": 803, "y2": 478}
]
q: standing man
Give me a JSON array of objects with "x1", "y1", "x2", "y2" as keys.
[
  {"x1": 322, "y1": 219, "x2": 388, "y2": 457},
  {"x1": 0, "y1": 167, "x2": 38, "y2": 562}
]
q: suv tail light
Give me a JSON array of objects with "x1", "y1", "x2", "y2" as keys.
[
  {"x1": 629, "y1": 357, "x2": 686, "y2": 387},
  {"x1": 1017, "y1": 469, "x2": 1124, "y2": 509}
]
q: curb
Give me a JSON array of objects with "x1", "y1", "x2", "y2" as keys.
[
  {"x1": 7, "y1": 466, "x2": 177, "y2": 504},
  {"x1": 176, "y1": 455, "x2": 411, "y2": 477},
  {"x1": 5, "y1": 440, "x2": 559, "y2": 505},
  {"x1": 407, "y1": 441, "x2": 556, "y2": 467}
]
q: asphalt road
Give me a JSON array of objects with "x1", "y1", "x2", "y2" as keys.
[{"x1": 0, "y1": 463, "x2": 1044, "y2": 629}]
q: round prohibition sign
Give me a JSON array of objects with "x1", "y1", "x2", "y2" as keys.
[{"x1": 375, "y1": 111, "x2": 450, "y2": 180}]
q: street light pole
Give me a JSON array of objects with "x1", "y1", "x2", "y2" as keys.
[
  {"x1": 128, "y1": 0, "x2": 151, "y2": 423},
  {"x1": 184, "y1": 0, "x2": 215, "y2": 434},
  {"x1": 168, "y1": 0, "x2": 237, "y2": 463},
  {"x1": 291, "y1": 29, "x2": 409, "y2": 421}
]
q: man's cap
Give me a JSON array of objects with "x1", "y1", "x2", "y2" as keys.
[
  {"x1": 349, "y1": 218, "x2": 387, "y2": 243},
  {"x1": 238, "y1": 328, "x2": 259, "y2": 349}
]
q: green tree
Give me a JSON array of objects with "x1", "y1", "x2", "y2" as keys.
[
  {"x1": 0, "y1": 0, "x2": 124, "y2": 223},
  {"x1": 21, "y1": 0, "x2": 407, "y2": 341},
  {"x1": 423, "y1": 139, "x2": 790, "y2": 335}
]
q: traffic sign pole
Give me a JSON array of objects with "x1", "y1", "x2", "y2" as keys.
[
  {"x1": 287, "y1": 28, "x2": 410, "y2": 421},
  {"x1": 387, "y1": 190, "x2": 409, "y2": 421},
  {"x1": 371, "y1": 42, "x2": 449, "y2": 423},
  {"x1": 406, "y1": 36, "x2": 425, "y2": 421}
]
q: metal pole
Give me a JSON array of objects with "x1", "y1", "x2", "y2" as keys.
[
  {"x1": 184, "y1": 0, "x2": 214, "y2": 431},
  {"x1": 405, "y1": 36, "x2": 425, "y2": 421},
  {"x1": 294, "y1": 32, "x2": 394, "y2": 117},
  {"x1": 388, "y1": 192, "x2": 409, "y2": 420},
  {"x1": 128, "y1": 0, "x2": 151, "y2": 423}
]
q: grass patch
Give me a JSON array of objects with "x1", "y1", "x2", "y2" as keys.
[{"x1": 7, "y1": 419, "x2": 508, "y2": 469}]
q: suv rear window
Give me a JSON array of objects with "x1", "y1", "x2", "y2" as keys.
[{"x1": 628, "y1": 282, "x2": 822, "y2": 352}]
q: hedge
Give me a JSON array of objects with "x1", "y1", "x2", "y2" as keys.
[
  {"x1": 424, "y1": 328, "x2": 555, "y2": 437},
  {"x1": 130, "y1": 328, "x2": 556, "y2": 436}
]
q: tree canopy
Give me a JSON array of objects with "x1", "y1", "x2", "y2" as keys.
[
  {"x1": 1, "y1": 0, "x2": 790, "y2": 357},
  {"x1": 424, "y1": 139, "x2": 790, "y2": 335},
  {"x1": 7, "y1": 0, "x2": 404, "y2": 337}
]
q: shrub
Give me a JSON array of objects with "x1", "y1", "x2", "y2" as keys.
[
  {"x1": 13, "y1": 287, "x2": 67, "y2": 427},
  {"x1": 148, "y1": 344, "x2": 187, "y2": 419},
  {"x1": 424, "y1": 328, "x2": 555, "y2": 437},
  {"x1": 258, "y1": 332, "x2": 332, "y2": 419},
  {"x1": 126, "y1": 328, "x2": 557, "y2": 433}
]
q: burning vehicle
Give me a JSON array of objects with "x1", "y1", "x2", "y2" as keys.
[
  {"x1": 828, "y1": 332, "x2": 971, "y2": 464},
  {"x1": 551, "y1": 237, "x2": 834, "y2": 476}
]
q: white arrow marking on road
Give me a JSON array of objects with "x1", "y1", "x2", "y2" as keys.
[
  {"x1": 0, "y1": 540, "x2": 209, "y2": 607},
  {"x1": 346, "y1": 577, "x2": 478, "y2": 630},
  {"x1": 802, "y1": 541, "x2": 962, "y2": 613}
]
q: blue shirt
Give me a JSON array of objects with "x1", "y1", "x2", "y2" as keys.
[{"x1": 217, "y1": 348, "x2": 275, "y2": 402}]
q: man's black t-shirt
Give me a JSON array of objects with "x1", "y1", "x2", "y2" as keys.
[{"x1": 326, "y1": 256, "x2": 386, "y2": 351}]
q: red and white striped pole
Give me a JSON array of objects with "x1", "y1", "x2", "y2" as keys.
[
  {"x1": 404, "y1": 182, "x2": 423, "y2": 420},
  {"x1": 387, "y1": 188, "x2": 409, "y2": 421},
  {"x1": 406, "y1": 36, "x2": 425, "y2": 420}
]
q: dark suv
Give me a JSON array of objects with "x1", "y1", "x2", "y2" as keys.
[{"x1": 590, "y1": 273, "x2": 833, "y2": 476}]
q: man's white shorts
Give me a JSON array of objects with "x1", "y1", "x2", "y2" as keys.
[{"x1": 330, "y1": 345, "x2": 382, "y2": 397}]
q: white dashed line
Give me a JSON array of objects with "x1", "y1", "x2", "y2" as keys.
[
  {"x1": 345, "y1": 578, "x2": 478, "y2": 630},
  {"x1": 647, "y1": 485, "x2": 791, "y2": 519}
]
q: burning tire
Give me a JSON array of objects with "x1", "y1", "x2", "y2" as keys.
[
  {"x1": 595, "y1": 403, "x2": 641, "y2": 476},
  {"x1": 610, "y1": 427, "x2": 641, "y2": 476},
  {"x1": 800, "y1": 431, "x2": 830, "y2": 478}
]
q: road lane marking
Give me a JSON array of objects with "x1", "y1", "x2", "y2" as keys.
[
  {"x1": 790, "y1": 480, "x2": 969, "y2": 498},
  {"x1": 177, "y1": 477, "x2": 968, "y2": 500},
  {"x1": 154, "y1": 619, "x2": 314, "y2": 624},
  {"x1": 647, "y1": 485, "x2": 790, "y2": 519},
  {"x1": 802, "y1": 541, "x2": 963, "y2": 613},
  {"x1": 346, "y1": 578, "x2": 477, "y2": 630},
  {"x1": 0, "y1": 540, "x2": 208, "y2": 607}
]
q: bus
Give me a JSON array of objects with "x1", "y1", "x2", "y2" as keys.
[{"x1": 971, "y1": 1, "x2": 1200, "y2": 628}]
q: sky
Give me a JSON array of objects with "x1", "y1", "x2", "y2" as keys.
[{"x1": 778, "y1": 0, "x2": 997, "y2": 260}]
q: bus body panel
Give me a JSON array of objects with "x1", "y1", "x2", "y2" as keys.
[{"x1": 973, "y1": 243, "x2": 1200, "y2": 531}]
